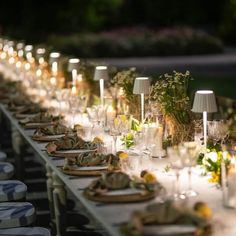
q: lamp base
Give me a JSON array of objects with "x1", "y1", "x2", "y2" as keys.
[{"x1": 151, "y1": 147, "x2": 166, "y2": 158}]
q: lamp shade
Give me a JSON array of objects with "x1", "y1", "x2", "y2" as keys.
[
  {"x1": 24, "y1": 45, "x2": 33, "y2": 52},
  {"x1": 133, "y1": 77, "x2": 150, "y2": 94},
  {"x1": 192, "y1": 90, "x2": 217, "y2": 113},
  {"x1": 49, "y1": 52, "x2": 60, "y2": 64},
  {"x1": 16, "y1": 42, "x2": 24, "y2": 50},
  {"x1": 36, "y1": 48, "x2": 45, "y2": 55},
  {"x1": 94, "y1": 66, "x2": 109, "y2": 81},
  {"x1": 68, "y1": 58, "x2": 80, "y2": 72}
]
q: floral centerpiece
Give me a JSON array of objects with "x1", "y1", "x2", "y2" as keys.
[
  {"x1": 150, "y1": 71, "x2": 194, "y2": 145},
  {"x1": 110, "y1": 67, "x2": 139, "y2": 117}
]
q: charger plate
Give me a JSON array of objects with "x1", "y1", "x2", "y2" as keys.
[
  {"x1": 32, "y1": 134, "x2": 65, "y2": 142},
  {"x1": 59, "y1": 165, "x2": 108, "y2": 176},
  {"x1": 84, "y1": 187, "x2": 157, "y2": 203}
]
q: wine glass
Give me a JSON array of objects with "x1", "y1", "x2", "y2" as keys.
[
  {"x1": 208, "y1": 120, "x2": 229, "y2": 146},
  {"x1": 178, "y1": 141, "x2": 200, "y2": 197},
  {"x1": 108, "y1": 118, "x2": 122, "y2": 154},
  {"x1": 167, "y1": 146, "x2": 186, "y2": 200},
  {"x1": 68, "y1": 96, "x2": 80, "y2": 128}
]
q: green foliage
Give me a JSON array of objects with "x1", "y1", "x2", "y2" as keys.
[
  {"x1": 121, "y1": 133, "x2": 134, "y2": 149},
  {"x1": 110, "y1": 67, "x2": 138, "y2": 105}
]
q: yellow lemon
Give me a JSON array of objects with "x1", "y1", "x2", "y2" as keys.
[
  {"x1": 93, "y1": 136, "x2": 103, "y2": 144},
  {"x1": 118, "y1": 152, "x2": 129, "y2": 159},
  {"x1": 194, "y1": 202, "x2": 212, "y2": 219},
  {"x1": 142, "y1": 171, "x2": 157, "y2": 183},
  {"x1": 119, "y1": 115, "x2": 127, "y2": 123},
  {"x1": 74, "y1": 124, "x2": 83, "y2": 130}
]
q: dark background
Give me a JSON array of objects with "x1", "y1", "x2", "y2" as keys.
[{"x1": 0, "y1": 0, "x2": 235, "y2": 44}]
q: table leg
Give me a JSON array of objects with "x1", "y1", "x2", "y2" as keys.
[
  {"x1": 11, "y1": 125, "x2": 25, "y2": 180},
  {"x1": 52, "y1": 171, "x2": 67, "y2": 236},
  {"x1": 46, "y1": 163, "x2": 56, "y2": 233}
]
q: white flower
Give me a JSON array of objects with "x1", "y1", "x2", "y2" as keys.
[{"x1": 205, "y1": 151, "x2": 218, "y2": 164}]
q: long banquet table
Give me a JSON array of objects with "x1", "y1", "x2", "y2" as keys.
[{"x1": 1, "y1": 104, "x2": 236, "y2": 236}]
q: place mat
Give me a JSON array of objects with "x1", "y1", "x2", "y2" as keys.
[
  {"x1": 84, "y1": 188, "x2": 156, "y2": 203},
  {"x1": 32, "y1": 134, "x2": 65, "y2": 142},
  {"x1": 59, "y1": 165, "x2": 108, "y2": 176}
]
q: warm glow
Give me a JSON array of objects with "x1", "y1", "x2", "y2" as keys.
[
  {"x1": 196, "y1": 90, "x2": 213, "y2": 94},
  {"x1": 36, "y1": 69, "x2": 42, "y2": 77},
  {"x1": 8, "y1": 47, "x2": 14, "y2": 56},
  {"x1": 16, "y1": 61, "x2": 21, "y2": 68},
  {"x1": 50, "y1": 77, "x2": 57, "y2": 86},
  {"x1": 71, "y1": 86, "x2": 77, "y2": 96},
  {"x1": 25, "y1": 45, "x2": 33, "y2": 52},
  {"x1": 77, "y1": 74, "x2": 83, "y2": 82},
  {"x1": 96, "y1": 66, "x2": 107, "y2": 70},
  {"x1": 52, "y1": 62, "x2": 58, "y2": 75},
  {"x1": 135, "y1": 77, "x2": 149, "y2": 81},
  {"x1": 69, "y1": 58, "x2": 79, "y2": 64},
  {"x1": 39, "y1": 57, "x2": 44, "y2": 64},
  {"x1": 25, "y1": 63, "x2": 31, "y2": 71},
  {"x1": 8, "y1": 57, "x2": 15, "y2": 64},
  {"x1": 26, "y1": 52, "x2": 33, "y2": 60},
  {"x1": 18, "y1": 50, "x2": 24, "y2": 57},
  {"x1": 0, "y1": 52, "x2": 6, "y2": 59},
  {"x1": 50, "y1": 52, "x2": 60, "y2": 58},
  {"x1": 37, "y1": 48, "x2": 45, "y2": 55}
]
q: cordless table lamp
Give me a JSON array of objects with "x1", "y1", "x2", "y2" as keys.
[
  {"x1": 192, "y1": 90, "x2": 217, "y2": 150},
  {"x1": 133, "y1": 77, "x2": 150, "y2": 122},
  {"x1": 94, "y1": 66, "x2": 109, "y2": 106}
]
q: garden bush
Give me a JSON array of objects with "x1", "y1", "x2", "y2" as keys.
[{"x1": 48, "y1": 27, "x2": 223, "y2": 58}]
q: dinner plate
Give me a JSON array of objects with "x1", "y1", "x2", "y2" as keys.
[
  {"x1": 32, "y1": 134, "x2": 65, "y2": 142},
  {"x1": 84, "y1": 187, "x2": 157, "y2": 203},
  {"x1": 104, "y1": 188, "x2": 143, "y2": 196},
  {"x1": 24, "y1": 122, "x2": 53, "y2": 129},
  {"x1": 143, "y1": 225, "x2": 197, "y2": 235},
  {"x1": 49, "y1": 149, "x2": 95, "y2": 158},
  {"x1": 60, "y1": 165, "x2": 108, "y2": 176},
  {"x1": 15, "y1": 113, "x2": 39, "y2": 119}
]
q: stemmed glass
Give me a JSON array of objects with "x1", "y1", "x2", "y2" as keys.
[
  {"x1": 178, "y1": 141, "x2": 200, "y2": 197},
  {"x1": 108, "y1": 118, "x2": 122, "y2": 154},
  {"x1": 167, "y1": 146, "x2": 185, "y2": 200},
  {"x1": 208, "y1": 120, "x2": 229, "y2": 146},
  {"x1": 68, "y1": 96, "x2": 80, "y2": 128}
]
